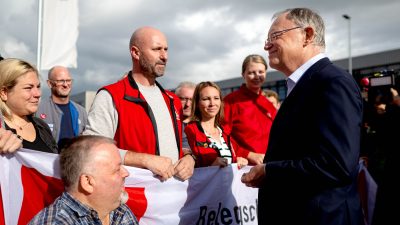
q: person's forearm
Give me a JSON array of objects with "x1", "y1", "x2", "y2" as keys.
[{"x1": 123, "y1": 150, "x2": 150, "y2": 168}]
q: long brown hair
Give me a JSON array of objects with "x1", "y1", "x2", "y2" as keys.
[{"x1": 189, "y1": 81, "x2": 224, "y2": 127}]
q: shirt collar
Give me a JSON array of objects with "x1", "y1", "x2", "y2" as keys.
[
  {"x1": 62, "y1": 192, "x2": 96, "y2": 217},
  {"x1": 287, "y1": 53, "x2": 326, "y2": 84}
]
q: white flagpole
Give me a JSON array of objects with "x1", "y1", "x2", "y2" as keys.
[{"x1": 37, "y1": 0, "x2": 43, "y2": 71}]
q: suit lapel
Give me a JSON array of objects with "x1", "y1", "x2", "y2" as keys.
[
  {"x1": 274, "y1": 57, "x2": 332, "y2": 127},
  {"x1": 284, "y1": 57, "x2": 331, "y2": 100}
]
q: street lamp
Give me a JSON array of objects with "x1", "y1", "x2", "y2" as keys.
[{"x1": 342, "y1": 14, "x2": 352, "y2": 75}]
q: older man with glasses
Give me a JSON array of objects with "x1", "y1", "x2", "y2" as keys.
[
  {"x1": 37, "y1": 66, "x2": 87, "y2": 148},
  {"x1": 174, "y1": 81, "x2": 196, "y2": 151},
  {"x1": 242, "y1": 8, "x2": 364, "y2": 225}
]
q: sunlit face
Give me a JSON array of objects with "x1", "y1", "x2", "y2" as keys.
[
  {"x1": 91, "y1": 143, "x2": 130, "y2": 209},
  {"x1": 1, "y1": 71, "x2": 41, "y2": 116},
  {"x1": 48, "y1": 67, "x2": 72, "y2": 98},
  {"x1": 243, "y1": 62, "x2": 266, "y2": 91},
  {"x1": 138, "y1": 32, "x2": 168, "y2": 78},
  {"x1": 198, "y1": 86, "x2": 221, "y2": 120},
  {"x1": 264, "y1": 13, "x2": 305, "y2": 74},
  {"x1": 177, "y1": 87, "x2": 195, "y2": 118}
]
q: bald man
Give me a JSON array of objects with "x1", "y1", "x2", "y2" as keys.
[
  {"x1": 84, "y1": 26, "x2": 195, "y2": 181},
  {"x1": 37, "y1": 66, "x2": 87, "y2": 145}
]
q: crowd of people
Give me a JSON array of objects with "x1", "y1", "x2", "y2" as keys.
[{"x1": 1, "y1": 7, "x2": 397, "y2": 225}]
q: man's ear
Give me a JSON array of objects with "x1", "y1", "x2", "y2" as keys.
[
  {"x1": 47, "y1": 80, "x2": 54, "y2": 88},
  {"x1": 304, "y1": 26, "x2": 315, "y2": 46},
  {"x1": 79, "y1": 174, "x2": 95, "y2": 194},
  {"x1": 130, "y1": 46, "x2": 140, "y2": 60}
]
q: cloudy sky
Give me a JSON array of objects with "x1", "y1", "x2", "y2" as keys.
[{"x1": 1, "y1": 0, "x2": 400, "y2": 97}]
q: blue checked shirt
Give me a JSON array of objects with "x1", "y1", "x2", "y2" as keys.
[{"x1": 28, "y1": 192, "x2": 139, "y2": 225}]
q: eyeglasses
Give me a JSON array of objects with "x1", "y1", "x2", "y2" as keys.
[
  {"x1": 179, "y1": 97, "x2": 193, "y2": 103},
  {"x1": 266, "y1": 26, "x2": 302, "y2": 43},
  {"x1": 50, "y1": 79, "x2": 73, "y2": 85}
]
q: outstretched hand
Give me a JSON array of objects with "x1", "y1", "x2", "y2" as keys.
[{"x1": 241, "y1": 164, "x2": 266, "y2": 188}]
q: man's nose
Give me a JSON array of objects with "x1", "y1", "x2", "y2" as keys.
[
  {"x1": 160, "y1": 50, "x2": 168, "y2": 61},
  {"x1": 121, "y1": 166, "x2": 129, "y2": 177}
]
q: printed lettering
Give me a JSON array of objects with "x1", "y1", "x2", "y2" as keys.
[
  {"x1": 208, "y1": 210, "x2": 216, "y2": 225},
  {"x1": 197, "y1": 206, "x2": 208, "y2": 225},
  {"x1": 220, "y1": 207, "x2": 232, "y2": 225},
  {"x1": 249, "y1": 205, "x2": 256, "y2": 221},
  {"x1": 196, "y1": 200, "x2": 258, "y2": 224},
  {"x1": 243, "y1": 206, "x2": 249, "y2": 222},
  {"x1": 233, "y1": 206, "x2": 242, "y2": 224}
]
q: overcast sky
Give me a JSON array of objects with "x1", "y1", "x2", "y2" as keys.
[{"x1": 1, "y1": 0, "x2": 400, "y2": 97}]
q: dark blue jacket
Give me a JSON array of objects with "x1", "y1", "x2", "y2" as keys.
[{"x1": 258, "y1": 58, "x2": 364, "y2": 225}]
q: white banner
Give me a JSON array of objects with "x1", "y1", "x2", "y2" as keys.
[
  {"x1": 0, "y1": 149, "x2": 258, "y2": 225},
  {"x1": 40, "y1": 0, "x2": 79, "y2": 70}
]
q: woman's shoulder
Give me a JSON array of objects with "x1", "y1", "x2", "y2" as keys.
[
  {"x1": 31, "y1": 116, "x2": 50, "y2": 128},
  {"x1": 185, "y1": 121, "x2": 199, "y2": 130}
]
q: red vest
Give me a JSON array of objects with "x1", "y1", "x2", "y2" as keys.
[{"x1": 102, "y1": 74, "x2": 183, "y2": 157}]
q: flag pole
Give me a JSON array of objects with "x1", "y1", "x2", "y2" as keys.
[{"x1": 37, "y1": 0, "x2": 44, "y2": 71}]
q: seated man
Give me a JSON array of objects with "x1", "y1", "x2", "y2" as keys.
[{"x1": 29, "y1": 135, "x2": 138, "y2": 225}]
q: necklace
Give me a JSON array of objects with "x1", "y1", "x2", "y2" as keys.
[{"x1": 4, "y1": 118, "x2": 30, "y2": 130}]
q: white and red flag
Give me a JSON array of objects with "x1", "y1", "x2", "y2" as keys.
[{"x1": 1, "y1": 149, "x2": 258, "y2": 225}]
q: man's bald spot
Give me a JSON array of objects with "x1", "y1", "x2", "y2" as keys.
[
  {"x1": 48, "y1": 66, "x2": 70, "y2": 80},
  {"x1": 129, "y1": 26, "x2": 165, "y2": 49}
]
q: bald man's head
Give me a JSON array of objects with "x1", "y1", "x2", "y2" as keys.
[{"x1": 129, "y1": 26, "x2": 166, "y2": 50}]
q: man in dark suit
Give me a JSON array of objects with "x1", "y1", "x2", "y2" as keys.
[{"x1": 241, "y1": 8, "x2": 364, "y2": 225}]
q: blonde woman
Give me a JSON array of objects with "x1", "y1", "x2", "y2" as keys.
[
  {"x1": 223, "y1": 54, "x2": 277, "y2": 165},
  {"x1": 0, "y1": 58, "x2": 57, "y2": 153}
]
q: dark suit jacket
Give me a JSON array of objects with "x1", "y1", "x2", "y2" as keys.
[{"x1": 258, "y1": 58, "x2": 364, "y2": 225}]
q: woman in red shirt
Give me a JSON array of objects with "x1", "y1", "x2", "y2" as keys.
[
  {"x1": 223, "y1": 55, "x2": 277, "y2": 165},
  {"x1": 184, "y1": 81, "x2": 248, "y2": 168}
]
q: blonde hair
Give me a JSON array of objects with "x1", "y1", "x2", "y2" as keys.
[
  {"x1": 0, "y1": 58, "x2": 39, "y2": 117},
  {"x1": 242, "y1": 54, "x2": 268, "y2": 74},
  {"x1": 263, "y1": 89, "x2": 279, "y2": 100}
]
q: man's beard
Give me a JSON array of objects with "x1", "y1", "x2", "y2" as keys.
[
  {"x1": 139, "y1": 57, "x2": 165, "y2": 78},
  {"x1": 52, "y1": 89, "x2": 70, "y2": 98},
  {"x1": 120, "y1": 190, "x2": 129, "y2": 205}
]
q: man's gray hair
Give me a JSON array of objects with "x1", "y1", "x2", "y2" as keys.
[
  {"x1": 175, "y1": 81, "x2": 196, "y2": 95},
  {"x1": 60, "y1": 135, "x2": 115, "y2": 190},
  {"x1": 273, "y1": 8, "x2": 325, "y2": 49}
]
